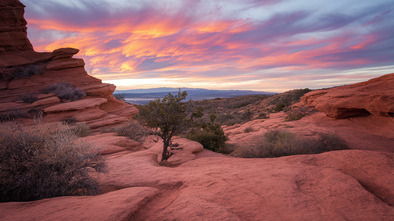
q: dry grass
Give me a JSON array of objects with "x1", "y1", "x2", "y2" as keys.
[
  {"x1": 235, "y1": 129, "x2": 348, "y2": 158},
  {"x1": 44, "y1": 82, "x2": 86, "y2": 101},
  {"x1": 0, "y1": 123, "x2": 105, "y2": 202},
  {"x1": 112, "y1": 121, "x2": 152, "y2": 142}
]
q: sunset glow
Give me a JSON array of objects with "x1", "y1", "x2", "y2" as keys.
[{"x1": 22, "y1": 0, "x2": 394, "y2": 92}]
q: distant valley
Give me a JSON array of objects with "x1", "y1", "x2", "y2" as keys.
[{"x1": 115, "y1": 87, "x2": 275, "y2": 104}]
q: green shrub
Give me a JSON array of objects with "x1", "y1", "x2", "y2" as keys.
[
  {"x1": 44, "y1": 82, "x2": 86, "y2": 101},
  {"x1": 273, "y1": 103, "x2": 286, "y2": 112},
  {"x1": 236, "y1": 129, "x2": 347, "y2": 158},
  {"x1": 186, "y1": 115, "x2": 227, "y2": 152},
  {"x1": 0, "y1": 123, "x2": 105, "y2": 202}
]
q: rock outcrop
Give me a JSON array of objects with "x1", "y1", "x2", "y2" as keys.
[
  {"x1": 301, "y1": 73, "x2": 394, "y2": 118},
  {"x1": 0, "y1": 0, "x2": 33, "y2": 52},
  {"x1": 0, "y1": 0, "x2": 138, "y2": 128}
]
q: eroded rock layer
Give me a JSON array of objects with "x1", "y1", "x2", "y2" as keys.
[{"x1": 301, "y1": 73, "x2": 394, "y2": 119}]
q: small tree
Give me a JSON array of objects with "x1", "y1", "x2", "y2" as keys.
[{"x1": 138, "y1": 90, "x2": 188, "y2": 161}]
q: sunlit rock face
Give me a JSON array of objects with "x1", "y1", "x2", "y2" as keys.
[
  {"x1": 0, "y1": 0, "x2": 138, "y2": 128},
  {"x1": 301, "y1": 73, "x2": 394, "y2": 119}
]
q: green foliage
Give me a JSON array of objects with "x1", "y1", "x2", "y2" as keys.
[
  {"x1": 44, "y1": 82, "x2": 86, "y2": 101},
  {"x1": 273, "y1": 103, "x2": 286, "y2": 112},
  {"x1": 186, "y1": 114, "x2": 228, "y2": 152},
  {"x1": 138, "y1": 90, "x2": 188, "y2": 161},
  {"x1": 236, "y1": 129, "x2": 348, "y2": 158},
  {"x1": 0, "y1": 123, "x2": 105, "y2": 202}
]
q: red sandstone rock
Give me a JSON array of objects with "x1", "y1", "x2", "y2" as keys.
[
  {"x1": 44, "y1": 98, "x2": 107, "y2": 113},
  {"x1": 81, "y1": 133, "x2": 144, "y2": 155},
  {"x1": 0, "y1": 187, "x2": 159, "y2": 221},
  {"x1": 30, "y1": 96, "x2": 60, "y2": 107},
  {"x1": 87, "y1": 115, "x2": 129, "y2": 129},
  {"x1": 74, "y1": 108, "x2": 107, "y2": 122},
  {"x1": 82, "y1": 83, "x2": 116, "y2": 97},
  {"x1": 0, "y1": 0, "x2": 33, "y2": 52},
  {"x1": 46, "y1": 58, "x2": 85, "y2": 70},
  {"x1": 52, "y1": 47, "x2": 79, "y2": 59},
  {"x1": 301, "y1": 73, "x2": 394, "y2": 118}
]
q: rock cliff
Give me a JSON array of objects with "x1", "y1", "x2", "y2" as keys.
[{"x1": 0, "y1": 0, "x2": 138, "y2": 128}]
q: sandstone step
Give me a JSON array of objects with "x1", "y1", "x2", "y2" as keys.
[{"x1": 44, "y1": 98, "x2": 107, "y2": 113}]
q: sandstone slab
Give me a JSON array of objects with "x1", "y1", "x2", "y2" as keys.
[
  {"x1": 52, "y1": 47, "x2": 79, "y2": 59},
  {"x1": 30, "y1": 96, "x2": 60, "y2": 107},
  {"x1": 46, "y1": 58, "x2": 85, "y2": 70},
  {"x1": 44, "y1": 98, "x2": 107, "y2": 113},
  {"x1": 0, "y1": 187, "x2": 159, "y2": 221}
]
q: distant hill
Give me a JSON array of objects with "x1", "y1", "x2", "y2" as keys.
[{"x1": 115, "y1": 87, "x2": 275, "y2": 105}]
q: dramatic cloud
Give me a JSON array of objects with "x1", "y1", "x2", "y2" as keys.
[{"x1": 21, "y1": 0, "x2": 394, "y2": 91}]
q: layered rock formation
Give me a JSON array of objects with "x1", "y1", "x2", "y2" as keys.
[
  {"x1": 0, "y1": 0, "x2": 137, "y2": 128},
  {"x1": 0, "y1": 0, "x2": 33, "y2": 52},
  {"x1": 301, "y1": 73, "x2": 394, "y2": 118}
]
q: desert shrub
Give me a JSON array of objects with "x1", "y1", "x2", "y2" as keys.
[
  {"x1": 273, "y1": 103, "x2": 286, "y2": 112},
  {"x1": 285, "y1": 109, "x2": 306, "y2": 121},
  {"x1": 236, "y1": 129, "x2": 347, "y2": 158},
  {"x1": 44, "y1": 82, "x2": 86, "y2": 101},
  {"x1": 185, "y1": 115, "x2": 227, "y2": 152},
  {"x1": 317, "y1": 132, "x2": 348, "y2": 151},
  {"x1": 61, "y1": 116, "x2": 78, "y2": 125},
  {"x1": 0, "y1": 123, "x2": 105, "y2": 202},
  {"x1": 0, "y1": 109, "x2": 26, "y2": 122},
  {"x1": 73, "y1": 122, "x2": 91, "y2": 137},
  {"x1": 21, "y1": 93, "x2": 38, "y2": 103},
  {"x1": 28, "y1": 108, "x2": 44, "y2": 124},
  {"x1": 244, "y1": 127, "x2": 255, "y2": 133},
  {"x1": 257, "y1": 112, "x2": 268, "y2": 119},
  {"x1": 11, "y1": 63, "x2": 45, "y2": 79},
  {"x1": 115, "y1": 121, "x2": 152, "y2": 142}
]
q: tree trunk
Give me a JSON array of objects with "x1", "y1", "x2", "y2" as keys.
[{"x1": 161, "y1": 139, "x2": 170, "y2": 161}]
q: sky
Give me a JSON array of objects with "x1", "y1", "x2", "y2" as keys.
[{"x1": 21, "y1": 0, "x2": 394, "y2": 92}]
